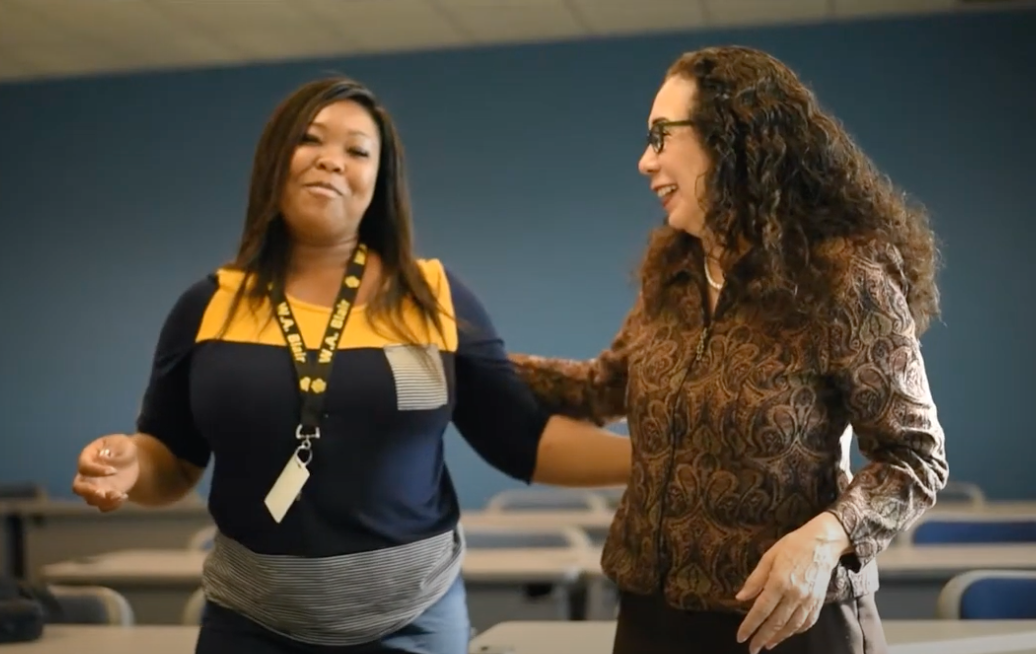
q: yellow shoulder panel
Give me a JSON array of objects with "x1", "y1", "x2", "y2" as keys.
[{"x1": 195, "y1": 262, "x2": 459, "y2": 352}]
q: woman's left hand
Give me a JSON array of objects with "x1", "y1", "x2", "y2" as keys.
[{"x1": 735, "y1": 513, "x2": 852, "y2": 654}]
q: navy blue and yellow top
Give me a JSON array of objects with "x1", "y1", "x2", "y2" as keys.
[{"x1": 135, "y1": 258, "x2": 550, "y2": 644}]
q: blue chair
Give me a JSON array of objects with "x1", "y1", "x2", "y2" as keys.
[
  {"x1": 48, "y1": 585, "x2": 134, "y2": 625},
  {"x1": 937, "y1": 571, "x2": 1036, "y2": 619},
  {"x1": 910, "y1": 516, "x2": 1036, "y2": 545}
]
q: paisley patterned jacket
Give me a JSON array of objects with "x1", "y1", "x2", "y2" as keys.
[{"x1": 511, "y1": 230, "x2": 947, "y2": 612}]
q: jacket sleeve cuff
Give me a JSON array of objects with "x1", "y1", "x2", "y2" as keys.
[{"x1": 824, "y1": 507, "x2": 877, "y2": 572}]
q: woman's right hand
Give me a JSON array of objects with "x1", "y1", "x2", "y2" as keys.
[{"x1": 72, "y1": 434, "x2": 141, "y2": 512}]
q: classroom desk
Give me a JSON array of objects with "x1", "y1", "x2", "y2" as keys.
[
  {"x1": 462, "y1": 502, "x2": 1036, "y2": 549},
  {"x1": 469, "y1": 620, "x2": 1036, "y2": 654},
  {"x1": 41, "y1": 542, "x2": 1036, "y2": 624},
  {"x1": 0, "y1": 625, "x2": 199, "y2": 653},
  {"x1": 462, "y1": 511, "x2": 615, "y2": 545},
  {"x1": 927, "y1": 501, "x2": 1036, "y2": 516},
  {"x1": 875, "y1": 544, "x2": 1036, "y2": 619},
  {"x1": 42, "y1": 547, "x2": 599, "y2": 628},
  {"x1": 0, "y1": 498, "x2": 211, "y2": 579},
  {"x1": 6, "y1": 620, "x2": 1036, "y2": 654},
  {"x1": 567, "y1": 544, "x2": 1036, "y2": 621},
  {"x1": 461, "y1": 547, "x2": 587, "y2": 632},
  {"x1": 42, "y1": 549, "x2": 207, "y2": 624}
]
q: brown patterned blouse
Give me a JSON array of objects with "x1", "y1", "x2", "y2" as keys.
[{"x1": 511, "y1": 230, "x2": 947, "y2": 612}]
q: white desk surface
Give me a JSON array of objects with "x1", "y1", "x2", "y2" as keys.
[
  {"x1": 462, "y1": 501, "x2": 1036, "y2": 525},
  {"x1": 7, "y1": 620, "x2": 1036, "y2": 654},
  {"x1": 42, "y1": 550, "x2": 208, "y2": 585},
  {"x1": 0, "y1": 626, "x2": 199, "y2": 653},
  {"x1": 877, "y1": 544, "x2": 1036, "y2": 579},
  {"x1": 42, "y1": 547, "x2": 598, "y2": 586},
  {"x1": 0, "y1": 497, "x2": 208, "y2": 517},
  {"x1": 928, "y1": 501, "x2": 1036, "y2": 516},
  {"x1": 462, "y1": 548, "x2": 586, "y2": 583},
  {"x1": 462, "y1": 510, "x2": 615, "y2": 530},
  {"x1": 559, "y1": 544, "x2": 1036, "y2": 579},
  {"x1": 470, "y1": 620, "x2": 1036, "y2": 654},
  {"x1": 40, "y1": 541, "x2": 1036, "y2": 590}
]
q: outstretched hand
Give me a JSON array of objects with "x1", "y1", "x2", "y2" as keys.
[
  {"x1": 735, "y1": 513, "x2": 851, "y2": 654},
  {"x1": 72, "y1": 434, "x2": 140, "y2": 512}
]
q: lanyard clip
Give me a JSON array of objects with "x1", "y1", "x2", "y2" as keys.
[{"x1": 295, "y1": 425, "x2": 320, "y2": 467}]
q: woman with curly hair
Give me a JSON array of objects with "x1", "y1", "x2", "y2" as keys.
[{"x1": 511, "y1": 46, "x2": 948, "y2": 654}]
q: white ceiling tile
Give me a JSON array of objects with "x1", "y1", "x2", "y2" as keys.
[
  {"x1": 0, "y1": 45, "x2": 35, "y2": 78},
  {"x1": 7, "y1": 39, "x2": 135, "y2": 76},
  {"x1": 571, "y1": 0, "x2": 707, "y2": 35},
  {"x1": 150, "y1": 0, "x2": 351, "y2": 59},
  {"x1": 5, "y1": 0, "x2": 242, "y2": 68},
  {"x1": 0, "y1": 0, "x2": 972, "y2": 82},
  {"x1": 292, "y1": 0, "x2": 470, "y2": 53},
  {"x1": 0, "y1": 0, "x2": 79, "y2": 46},
  {"x1": 448, "y1": 4, "x2": 588, "y2": 43},
  {"x1": 704, "y1": 0, "x2": 830, "y2": 27},
  {"x1": 436, "y1": 0, "x2": 563, "y2": 6},
  {"x1": 832, "y1": 0, "x2": 957, "y2": 18}
]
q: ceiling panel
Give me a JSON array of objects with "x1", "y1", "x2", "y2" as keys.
[
  {"x1": 8, "y1": 40, "x2": 133, "y2": 76},
  {"x1": 149, "y1": 0, "x2": 349, "y2": 59},
  {"x1": 0, "y1": 0, "x2": 79, "y2": 47},
  {"x1": 446, "y1": 2, "x2": 588, "y2": 43},
  {"x1": 0, "y1": 46, "x2": 34, "y2": 79},
  {"x1": 435, "y1": 0, "x2": 564, "y2": 6},
  {"x1": 5, "y1": 0, "x2": 242, "y2": 68},
  {"x1": 704, "y1": 0, "x2": 830, "y2": 26},
  {"x1": 293, "y1": 0, "x2": 470, "y2": 53},
  {"x1": 833, "y1": 0, "x2": 957, "y2": 18},
  {"x1": 0, "y1": 0, "x2": 993, "y2": 83},
  {"x1": 572, "y1": 0, "x2": 708, "y2": 35}
]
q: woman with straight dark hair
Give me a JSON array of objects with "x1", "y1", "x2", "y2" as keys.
[{"x1": 71, "y1": 77, "x2": 632, "y2": 653}]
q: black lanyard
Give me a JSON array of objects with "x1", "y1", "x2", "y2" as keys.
[{"x1": 268, "y1": 243, "x2": 368, "y2": 465}]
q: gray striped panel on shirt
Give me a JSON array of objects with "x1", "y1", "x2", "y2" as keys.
[
  {"x1": 383, "y1": 344, "x2": 449, "y2": 411},
  {"x1": 202, "y1": 529, "x2": 464, "y2": 646}
]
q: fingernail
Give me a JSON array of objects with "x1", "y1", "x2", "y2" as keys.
[
  {"x1": 105, "y1": 467, "x2": 117, "y2": 475},
  {"x1": 99, "y1": 448, "x2": 111, "y2": 459}
]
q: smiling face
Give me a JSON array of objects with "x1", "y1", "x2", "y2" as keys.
[
  {"x1": 638, "y1": 75, "x2": 712, "y2": 237},
  {"x1": 278, "y1": 100, "x2": 382, "y2": 245}
]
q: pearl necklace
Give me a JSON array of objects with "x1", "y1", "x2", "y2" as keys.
[{"x1": 704, "y1": 261, "x2": 723, "y2": 291}]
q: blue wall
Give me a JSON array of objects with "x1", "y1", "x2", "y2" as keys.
[{"x1": 1, "y1": 10, "x2": 1033, "y2": 507}]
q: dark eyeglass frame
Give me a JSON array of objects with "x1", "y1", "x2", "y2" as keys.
[{"x1": 647, "y1": 119, "x2": 696, "y2": 154}]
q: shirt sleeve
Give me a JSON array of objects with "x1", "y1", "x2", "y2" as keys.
[
  {"x1": 824, "y1": 253, "x2": 948, "y2": 569},
  {"x1": 446, "y1": 268, "x2": 552, "y2": 483},
  {"x1": 135, "y1": 276, "x2": 217, "y2": 469},
  {"x1": 507, "y1": 293, "x2": 643, "y2": 426}
]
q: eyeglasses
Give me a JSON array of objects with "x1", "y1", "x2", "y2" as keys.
[{"x1": 647, "y1": 119, "x2": 696, "y2": 154}]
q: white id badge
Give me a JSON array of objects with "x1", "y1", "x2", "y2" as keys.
[{"x1": 264, "y1": 453, "x2": 310, "y2": 524}]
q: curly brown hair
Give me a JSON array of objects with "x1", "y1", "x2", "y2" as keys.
[{"x1": 642, "y1": 45, "x2": 941, "y2": 333}]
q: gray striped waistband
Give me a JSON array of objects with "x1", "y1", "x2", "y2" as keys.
[{"x1": 202, "y1": 529, "x2": 464, "y2": 646}]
